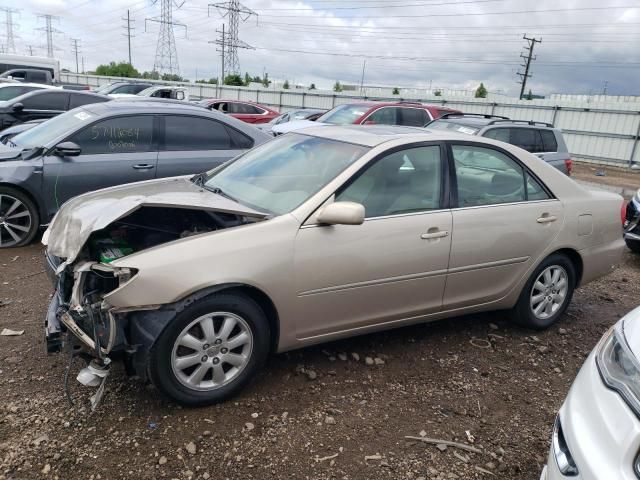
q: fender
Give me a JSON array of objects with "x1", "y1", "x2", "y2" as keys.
[{"x1": 0, "y1": 156, "x2": 47, "y2": 223}]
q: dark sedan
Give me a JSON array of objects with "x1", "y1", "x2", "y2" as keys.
[
  {"x1": 0, "y1": 89, "x2": 110, "y2": 131},
  {"x1": 0, "y1": 101, "x2": 271, "y2": 247}
]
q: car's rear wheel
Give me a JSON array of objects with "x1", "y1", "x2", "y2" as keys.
[
  {"x1": 149, "y1": 292, "x2": 270, "y2": 406},
  {"x1": 625, "y1": 238, "x2": 640, "y2": 253},
  {"x1": 511, "y1": 253, "x2": 576, "y2": 329},
  {"x1": 0, "y1": 186, "x2": 39, "y2": 248}
]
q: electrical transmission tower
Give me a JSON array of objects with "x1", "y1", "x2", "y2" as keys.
[
  {"x1": 516, "y1": 35, "x2": 542, "y2": 100},
  {"x1": 122, "y1": 10, "x2": 136, "y2": 65},
  {"x1": 209, "y1": 1, "x2": 256, "y2": 76},
  {"x1": 1, "y1": 7, "x2": 19, "y2": 54},
  {"x1": 37, "y1": 14, "x2": 62, "y2": 58},
  {"x1": 70, "y1": 38, "x2": 81, "y2": 73},
  {"x1": 146, "y1": 0, "x2": 187, "y2": 76}
]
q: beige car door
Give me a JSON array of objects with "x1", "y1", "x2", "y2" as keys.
[
  {"x1": 293, "y1": 144, "x2": 453, "y2": 340},
  {"x1": 443, "y1": 143, "x2": 564, "y2": 309}
]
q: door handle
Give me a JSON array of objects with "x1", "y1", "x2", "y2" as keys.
[
  {"x1": 537, "y1": 215, "x2": 557, "y2": 224},
  {"x1": 133, "y1": 164, "x2": 154, "y2": 170},
  {"x1": 421, "y1": 230, "x2": 449, "y2": 240}
]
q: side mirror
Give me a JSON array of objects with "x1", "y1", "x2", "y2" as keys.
[
  {"x1": 12, "y1": 103, "x2": 24, "y2": 112},
  {"x1": 317, "y1": 201, "x2": 365, "y2": 226},
  {"x1": 53, "y1": 141, "x2": 82, "y2": 157}
]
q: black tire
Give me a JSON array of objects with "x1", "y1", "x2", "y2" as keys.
[
  {"x1": 0, "y1": 186, "x2": 40, "y2": 248},
  {"x1": 149, "y1": 292, "x2": 270, "y2": 406},
  {"x1": 625, "y1": 238, "x2": 640, "y2": 253},
  {"x1": 510, "y1": 253, "x2": 576, "y2": 329}
]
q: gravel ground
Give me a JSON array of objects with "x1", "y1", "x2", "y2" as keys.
[{"x1": 1, "y1": 243, "x2": 638, "y2": 480}]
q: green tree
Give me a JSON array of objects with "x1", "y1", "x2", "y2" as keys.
[
  {"x1": 433, "y1": 90, "x2": 442, "y2": 96},
  {"x1": 95, "y1": 61, "x2": 140, "y2": 78},
  {"x1": 475, "y1": 82, "x2": 488, "y2": 98},
  {"x1": 262, "y1": 73, "x2": 270, "y2": 87},
  {"x1": 333, "y1": 81, "x2": 343, "y2": 93},
  {"x1": 195, "y1": 77, "x2": 218, "y2": 85},
  {"x1": 253, "y1": 75, "x2": 261, "y2": 83},
  {"x1": 309, "y1": 83, "x2": 316, "y2": 90},
  {"x1": 224, "y1": 74, "x2": 244, "y2": 86},
  {"x1": 392, "y1": 87, "x2": 400, "y2": 95},
  {"x1": 141, "y1": 70, "x2": 160, "y2": 80},
  {"x1": 283, "y1": 80, "x2": 290, "y2": 89},
  {"x1": 526, "y1": 89, "x2": 533, "y2": 100},
  {"x1": 161, "y1": 73, "x2": 185, "y2": 82},
  {"x1": 244, "y1": 72, "x2": 251, "y2": 86}
]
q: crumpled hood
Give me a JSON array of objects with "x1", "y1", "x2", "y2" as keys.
[
  {"x1": 272, "y1": 120, "x2": 326, "y2": 135},
  {"x1": 43, "y1": 176, "x2": 268, "y2": 267}
]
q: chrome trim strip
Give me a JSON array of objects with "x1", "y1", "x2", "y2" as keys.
[
  {"x1": 300, "y1": 208, "x2": 448, "y2": 229},
  {"x1": 298, "y1": 269, "x2": 448, "y2": 296},
  {"x1": 451, "y1": 199, "x2": 559, "y2": 212},
  {"x1": 624, "y1": 231, "x2": 640, "y2": 241},
  {"x1": 448, "y1": 256, "x2": 529, "y2": 274}
]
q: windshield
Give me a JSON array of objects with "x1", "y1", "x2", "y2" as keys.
[
  {"x1": 0, "y1": 86, "x2": 32, "y2": 101},
  {"x1": 316, "y1": 104, "x2": 370, "y2": 125},
  {"x1": 204, "y1": 133, "x2": 369, "y2": 215},
  {"x1": 427, "y1": 120, "x2": 480, "y2": 135},
  {"x1": 11, "y1": 109, "x2": 93, "y2": 149}
]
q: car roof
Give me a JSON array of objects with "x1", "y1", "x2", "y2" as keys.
[
  {"x1": 81, "y1": 100, "x2": 209, "y2": 115},
  {"x1": 433, "y1": 115, "x2": 554, "y2": 129},
  {"x1": 331, "y1": 101, "x2": 458, "y2": 110},
  {"x1": 0, "y1": 82, "x2": 55, "y2": 89},
  {"x1": 295, "y1": 125, "x2": 433, "y2": 147},
  {"x1": 19, "y1": 89, "x2": 108, "y2": 99}
]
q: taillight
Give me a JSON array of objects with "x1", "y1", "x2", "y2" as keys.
[
  {"x1": 565, "y1": 158, "x2": 573, "y2": 176},
  {"x1": 621, "y1": 200, "x2": 628, "y2": 225}
]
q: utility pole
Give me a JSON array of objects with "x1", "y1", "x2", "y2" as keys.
[
  {"x1": 123, "y1": 10, "x2": 135, "y2": 65},
  {"x1": 26, "y1": 45, "x2": 34, "y2": 56},
  {"x1": 37, "y1": 14, "x2": 62, "y2": 59},
  {"x1": 0, "y1": 7, "x2": 19, "y2": 54},
  {"x1": 602, "y1": 80, "x2": 609, "y2": 95},
  {"x1": 209, "y1": 1, "x2": 256, "y2": 75},
  {"x1": 359, "y1": 60, "x2": 366, "y2": 93},
  {"x1": 517, "y1": 34, "x2": 541, "y2": 100},
  {"x1": 146, "y1": 0, "x2": 187, "y2": 76},
  {"x1": 81, "y1": 56, "x2": 85, "y2": 74},
  {"x1": 70, "y1": 38, "x2": 81, "y2": 73}
]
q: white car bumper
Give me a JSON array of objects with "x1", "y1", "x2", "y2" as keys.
[{"x1": 541, "y1": 352, "x2": 640, "y2": 479}]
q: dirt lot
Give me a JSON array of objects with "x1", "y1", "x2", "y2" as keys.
[{"x1": 0, "y1": 242, "x2": 638, "y2": 480}]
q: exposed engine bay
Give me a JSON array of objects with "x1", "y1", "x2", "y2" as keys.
[{"x1": 45, "y1": 206, "x2": 259, "y2": 409}]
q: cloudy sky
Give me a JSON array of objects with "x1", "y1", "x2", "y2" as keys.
[{"x1": 7, "y1": 0, "x2": 640, "y2": 97}]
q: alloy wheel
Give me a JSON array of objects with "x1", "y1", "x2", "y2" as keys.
[
  {"x1": 171, "y1": 312, "x2": 253, "y2": 391},
  {"x1": 530, "y1": 265, "x2": 569, "y2": 320},
  {"x1": 0, "y1": 194, "x2": 32, "y2": 247}
]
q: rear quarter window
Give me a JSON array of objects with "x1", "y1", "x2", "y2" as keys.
[{"x1": 540, "y1": 130, "x2": 558, "y2": 152}]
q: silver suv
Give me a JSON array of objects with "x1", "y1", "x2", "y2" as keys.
[{"x1": 426, "y1": 113, "x2": 572, "y2": 175}]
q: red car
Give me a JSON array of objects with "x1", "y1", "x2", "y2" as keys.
[
  {"x1": 318, "y1": 101, "x2": 461, "y2": 127},
  {"x1": 197, "y1": 99, "x2": 279, "y2": 124}
]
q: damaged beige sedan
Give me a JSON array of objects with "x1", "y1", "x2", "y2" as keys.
[{"x1": 43, "y1": 126, "x2": 624, "y2": 406}]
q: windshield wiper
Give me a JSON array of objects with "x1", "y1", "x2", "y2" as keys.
[
  {"x1": 191, "y1": 172, "x2": 207, "y2": 187},
  {"x1": 207, "y1": 185, "x2": 238, "y2": 203}
]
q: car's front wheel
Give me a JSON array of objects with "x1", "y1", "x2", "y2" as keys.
[
  {"x1": 511, "y1": 253, "x2": 576, "y2": 329},
  {"x1": 0, "y1": 186, "x2": 39, "y2": 248},
  {"x1": 149, "y1": 292, "x2": 271, "y2": 406}
]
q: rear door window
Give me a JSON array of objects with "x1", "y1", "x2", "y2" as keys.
[
  {"x1": 540, "y1": 130, "x2": 558, "y2": 152},
  {"x1": 399, "y1": 108, "x2": 429, "y2": 127},
  {"x1": 69, "y1": 115, "x2": 154, "y2": 155},
  {"x1": 20, "y1": 92, "x2": 68, "y2": 110},
  {"x1": 163, "y1": 115, "x2": 232, "y2": 150},
  {"x1": 69, "y1": 93, "x2": 108, "y2": 109},
  {"x1": 509, "y1": 128, "x2": 544, "y2": 153},
  {"x1": 483, "y1": 128, "x2": 510, "y2": 143}
]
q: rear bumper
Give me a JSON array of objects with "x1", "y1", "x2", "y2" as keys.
[{"x1": 542, "y1": 352, "x2": 640, "y2": 479}]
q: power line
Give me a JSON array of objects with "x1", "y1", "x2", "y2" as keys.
[
  {"x1": 36, "y1": 14, "x2": 62, "y2": 59},
  {"x1": 209, "y1": 0, "x2": 257, "y2": 75},
  {"x1": 0, "y1": 7, "x2": 19, "y2": 54},
  {"x1": 70, "y1": 38, "x2": 81, "y2": 73},
  {"x1": 517, "y1": 34, "x2": 542, "y2": 99},
  {"x1": 123, "y1": 10, "x2": 136, "y2": 65},
  {"x1": 146, "y1": 0, "x2": 187, "y2": 75},
  {"x1": 258, "y1": 5, "x2": 640, "y2": 19}
]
